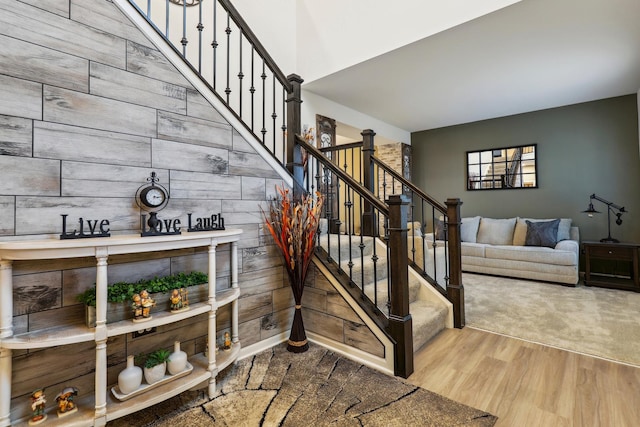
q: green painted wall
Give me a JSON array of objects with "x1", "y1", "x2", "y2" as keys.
[{"x1": 411, "y1": 94, "x2": 640, "y2": 243}]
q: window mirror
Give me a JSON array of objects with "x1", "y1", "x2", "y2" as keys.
[{"x1": 467, "y1": 144, "x2": 537, "y2": 190}]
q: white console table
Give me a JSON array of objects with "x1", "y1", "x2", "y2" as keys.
[{"x1": 0, "y1": 230, "x2": 242, "y2": 426}]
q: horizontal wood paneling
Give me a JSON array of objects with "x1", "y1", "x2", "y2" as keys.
[
  {"x1": 33, "y1": 121, "x2": 152, "y2": 167},
  {"x1": 344, "y1": 320, "x2": 384, "y2": 358},
  {"x1": 0, "y1": 115, "x2": 32, "y2": 157},
  {"x1": 221, "y1": 199, "x2": 264, "y2": 225},
  {"x1": 229, "y1": 150, "x2": 280, "y2": 178},
  {"x1": 260, "y1": 308, "x2": 293, "y2": 340},
  {"x1": 127, "y1": 40, "x2": 187, "y2": 87},
  {"x1": 242, "y1": 176, "x2": 266, "y2": 200},
  {"x1": 302, "y1": 308, "x2": 344, "y2": 342},
  {"x1": 152, "y1": 139, "x2": 229, "y2": 173},
  {"x1": 0, "y1": 34, "x2": 88, "y2": 92},
  {"x1": 170, "y1": 170, "x2": 241, "y2": 200},
  {"x1": 90, "y1": 62, "x2": 186, "y2": 114},
  {"x1": 61, "y1": 161, "x2": 168, "y2": 198},
  {"x1": 239, "y1": 293, "x2": 273, "y2": 323},
  {"x1": 0, "y1": 1, "x2": 126, "y2": 69},
  {"x1": 70, "y1": 0, "x2": 152, "y2": 48},
  {"x1": 186, "y1": 88, "x2": 226, "y2": 123},
  {"x1": 19, "y1": 0, "x2": 69, "y2": 17},
  {"x1": 15, "y1": 196, "x2": 139, "y2": 235},
  {"x1": 0, "y1": 196, "x2": 15, "y2": 235},
  {"x1": 44, "y1": 86, "x2": 157, "y2": 137},
  {"x1": 0, "y1": 155, "x2": 59, "y2": 196},
  {"x1": 158, "y1": 110, "x2": 232, "y2": 150},
  {"x1": 13, "y1": 271, "x2": 61, "y2": 316},
  {"x1": 0, "y1": 74, "x2": 42, "y2": 120}
]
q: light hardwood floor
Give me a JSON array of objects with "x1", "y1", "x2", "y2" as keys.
[{"x1": 408, "y1": 327, "x2": 640, "y2": 427}]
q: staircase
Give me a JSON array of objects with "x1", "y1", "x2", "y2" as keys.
[
  {"x1": 320, "y1": 234, "x2": 449, "y2": 351},
  {"x1": 117, "y1": 0, "x2": 465, "y2": 379}
]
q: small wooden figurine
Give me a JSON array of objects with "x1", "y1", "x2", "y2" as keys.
[
  {"x1": 55, "y1": 386, "x2": 79, "y2": 417},
  {"x1": 170, "y1": 288, "x2": 190, "y2": 313},
  {"x1": 222, "y1": 331, "x2": 231, "y2": 351},
  {"x1": 28, "y1": 388, "x2": 47, "y2": 425},
  {"x1": 133, "y1": 290, "x2": 155, "y2": 322}
]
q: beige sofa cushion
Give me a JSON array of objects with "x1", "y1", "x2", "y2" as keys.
[
  {"x1": 513, "y1": 217, "x2": 573, "y2": 245},
  {"x1": 476, "y1": 217, "x2": 516, "y2": 246},
  {"x1": 460, "y1": 216, "x2": 481, "y2": 243},
  {"x1": 485, "y1": 245, "x2": 577, "y2": 266},
  {"x1": 461, "y1": 242, "x2": 486, "y2": 257}
]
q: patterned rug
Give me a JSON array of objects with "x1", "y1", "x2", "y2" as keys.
[
  {"x1": 108, "y1": 343, "x2": 497, "y2": 426},
  {"x1": 464, "y1": 272, "x2": 640, "y2": 366}
]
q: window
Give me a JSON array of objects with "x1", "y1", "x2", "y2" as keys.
[{"x1": 466, "y1": 144, "x2": 537, "y2": 190}]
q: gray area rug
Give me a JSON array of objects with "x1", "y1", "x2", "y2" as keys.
[
  {"x1": 109, "y1": 343, "x2": 497, "y2": 426},
  {"x1": 464, "y1": 272, "x2": 640, "y2": 366}
]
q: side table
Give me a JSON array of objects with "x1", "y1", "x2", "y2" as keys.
[{"x1": 583, "y1": 241, "x2": 640, "y2": 292}]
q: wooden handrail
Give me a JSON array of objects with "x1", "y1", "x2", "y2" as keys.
[{"x1": 319, "y1": 141, "x2": 364, "y2": 153}]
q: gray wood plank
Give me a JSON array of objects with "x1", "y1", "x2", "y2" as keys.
[
  {"x1": 152, "y1": 139, "x2": 229, "y2": 174},
  {"x1": 19, "y1": 0, "x2": 69, "y2": 17},
  {"x1": 232, "y1": 130, "x2": 256, "y2": 153},
  {"x1": 158, "y1": 110, "x2": 232, "y2": 150},
  {"x1": 229, "y1": 150, "x2": 280, "y2": 178},
  {"x1": 34, "y1": 121, "x2": 152, "y2": 167},
  {"x1": 239, "y1": 293, "x2": 272, "y2": 323},
  {"x1": 127, "y1": 40, "x2": 188, "y2": 87},
  {"x1": 0, "y1": 196, "x2": 14, "y2": 235},
  {"x1": 221, "y1": 199, "x2": 264, "y2": 225},
  {"x1": 242, "y1": 176, "x2": 266, "y2": 200},
  {"x1": 61, "y1": 161, "x2": 169, "y2": 198},
  {"x1": 0, "y1": 115, "x2": 32, "y2": 157},
  {"x1": 15, "y1": 196, "x2": 139, "y2": 235},
  {"x1": 186, "y1": 88, "x2": 227, "y2": 123},
  {"x1": 0, "y1": 33, "x2": 88, "y2": 92},
  {"x1": 0, "y1": 0, "x2": 126, "y2": 69},
  {"x1": 44, "y1": 86, "x2": 157, "y2": 137},
  {"x1": 0, "y1": 155, "x2": 59, "y2": 196},
  {"x1": 70, "y1": 0, "x2": 152, "y2": 48},
  {"x1": 13, "y1": 271, "x2": 61, "y2": 316},
  {"x1": 0, "y1": 74, "x2": 42, "y2": 120},
  {"x1": 90, "y1": 62, "x2": 186, "y2": 114},
  {"x1": 169, "y1": 170, "x2": 241, "y2": 200},
  {"x1": 259, "y1": 308, "x2": 293, "y2": 340}
]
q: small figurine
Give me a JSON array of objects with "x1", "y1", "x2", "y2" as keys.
[
  {"x1": 28, "y1": 388, "x2": 47, "y2": 425},
  {"x1": 170, "y1": 288, "x2": 190, "y2": 313},
  {"x1": 55, "y1": 386, "x2": 79, "y2": 417},
  {"x1": 222, "y1": 331, "x2": 231, "y2": 351},
  {"x1": 131, "y1": 293, "x2": 143, "y2": 320}
]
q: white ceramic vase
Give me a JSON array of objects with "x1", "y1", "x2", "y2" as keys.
[
  {"x1": 118, "y1": 355, "x2": 142, "y2": 394},
  {"x1": 167, "y1": 341, "x2": 187, "y2": 375},
  {"x1": 144, "y1": 362, "x2": 166, "y2": 385}
]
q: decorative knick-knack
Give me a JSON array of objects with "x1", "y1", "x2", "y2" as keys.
[
  {"x1": 132, "y1": 290, "x2": 155, "y2": 322},
  {"x1": 222, "y1": 331, "x2": 231, "y2": 351},
  {"x1": 55, "y1": 386, "x2": 79, "y2": 417},
  {"x1": 118, "y1": 355, "x2": 142, "y2": 395},
  {"x1": 169, "y1": 288, "x2": 190, "y2": 313},
  {"x1": 28, "y1": 388, "x2": 47, "y2": 425},
  {"x1": 167, "y1": 341, "x2": 187, "y2": 375}
]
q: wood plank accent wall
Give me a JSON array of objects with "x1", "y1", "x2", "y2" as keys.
[{"x1": 0, "y1": 0, "x2": 381, "y2": 419}]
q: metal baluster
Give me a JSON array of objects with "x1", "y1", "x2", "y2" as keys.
[
  {"x1": 346, "y1": 186, "x2": 353, "y2": 281},
  {"x1": 197, "y1": 2, "x2": 203, "y2": 72},
  {"x1": 238, "y1": 32, "x2": 243, "y2": 118},
  {"x1": 250, "y1": 47, "x2": 255, "y2": 131},
  {"x1": 271, "y1": 75, "x2": 277, "y2": 157},
  {"x1": 225, "y1": 13, "x2": 231, "y2": 103},
  {"x1": 281, "y1": 87, "x2": 286, "y2": 163},
  {"x1": 260, "y1": 60, "x2": 266, "y2": 144},
  {"x1": 165, "y1": 0, "x2": 170, "y2": 38},
  {"x1": 211, "y1": 1, "x2": 217, "y2": 91}
]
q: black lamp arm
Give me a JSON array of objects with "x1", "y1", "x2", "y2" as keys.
[{"x1": 590, "y1": 194, "x2": 626, "y2": 213}]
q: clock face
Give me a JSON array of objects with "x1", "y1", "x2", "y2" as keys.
[{"x1": 141, "y1": 186, "x2": 166, "y2": 208}]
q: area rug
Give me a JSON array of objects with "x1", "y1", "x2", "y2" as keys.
[
  {"x1": 464, "y1": 273, "x2": 640, "y2": 366},
  {"x1": 108, "y1": 343, "x2": 497, "y2": 426}
]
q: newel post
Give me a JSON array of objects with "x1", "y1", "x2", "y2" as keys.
[
  {"x1": 387, "y1": 194, "x2": 413, "y2": 378},
  {"x1": 286, "y1": 74, "x2": 304, "y2": 198},
  {"x1": 360, "y1": 129, "x2": 376, "y2": 236},
  {"x1": 445, "y1": 198, "x2": 465, "y2": 328}
]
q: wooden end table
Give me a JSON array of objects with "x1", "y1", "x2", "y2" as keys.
[{"x1": 583, "y1": 241, "x2": 640, "y2": 292}]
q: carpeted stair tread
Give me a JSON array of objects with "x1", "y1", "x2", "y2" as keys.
[{"x1": 411, "y1": 299, "x2": 449, "y2": 351}]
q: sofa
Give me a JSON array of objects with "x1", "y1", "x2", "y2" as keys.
[{"x1": 416, "y1": 216, "x2": 579, "y2": 286}]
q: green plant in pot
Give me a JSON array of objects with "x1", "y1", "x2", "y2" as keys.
[
  {"x1": 142, "y1": 348, "x2": 171, "y2": 385},
  {"x1": 77, "y1": 288, "x2": 97, "y2": 328}
]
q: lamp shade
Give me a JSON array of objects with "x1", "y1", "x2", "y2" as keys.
[{"x1": 582, "y1": 202, "x2": 600, "y2": 214}]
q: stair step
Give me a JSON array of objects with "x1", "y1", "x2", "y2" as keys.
[{"x1": 410, "y1": 299, "x2": 448, "y2": 351}]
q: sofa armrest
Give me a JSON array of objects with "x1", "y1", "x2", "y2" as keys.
[{"x1": 555, "y1": 239, "x2": 579, "y2": 253}]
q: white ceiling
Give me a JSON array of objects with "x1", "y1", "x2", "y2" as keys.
[{"x1": 302, "y1": 0, "x2": 640, "y2": 132}]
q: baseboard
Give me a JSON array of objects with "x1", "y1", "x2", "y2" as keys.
[{"x1": 238, "y1": 332, "x2": 288, "y2": 360}]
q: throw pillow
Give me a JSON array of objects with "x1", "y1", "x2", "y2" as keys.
[
  {"x1": 476, "y1": 217, "x2": 517, "y2": 246},
  {"x1": 460, "y1": 216, "x2": 481, "y2": 243},
  {"x1": 513, "y1": 217, "x2": 572, "y2": 245},
  {"x1": 525, "y1": 219, "x2": 560, "y2": 248},
  {"x1": 407, "y1": 221, "x2": 422, "y2": 237},
  {"x1": 434, "y1": 218, "x2": 447, "y2": 240}
]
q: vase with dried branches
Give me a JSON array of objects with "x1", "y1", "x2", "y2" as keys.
[{"x1": 263, "y1": 185, "x2": 323, "y2": 353}]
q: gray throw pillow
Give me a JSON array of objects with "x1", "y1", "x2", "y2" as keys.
[
  {"x1": 525, "y1": 219, "x2": 560, "y2": 248},
  {"x1": 434, "y1": 218, "x2": 447, "y2": 240}
]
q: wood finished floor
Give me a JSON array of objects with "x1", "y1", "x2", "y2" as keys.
[{"x1": 408, "y1": 327, "x2": 640, "y2": 427}]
